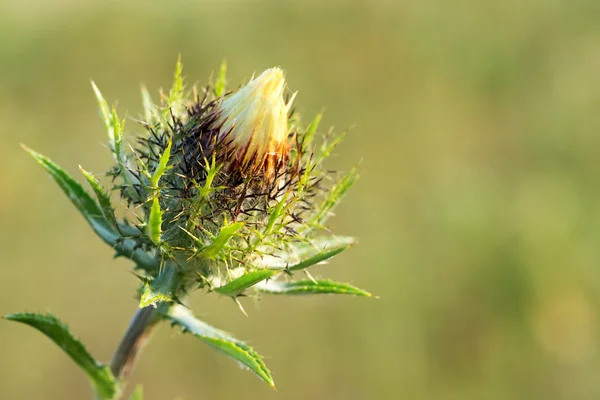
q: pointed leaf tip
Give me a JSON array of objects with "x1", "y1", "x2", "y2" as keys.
[
  {"x1": 166, "y1": 305, "x2": 275, "y2": 387},
  {"x1": 199, "y1": 221, "x2": 244, "y2": 259},
  {"x1": 79, "y1": 166, "x2": 119, "y2": 231},
  {"x1": 255, "y1": 279, "x2": 373, "y2": 297},
  {"x1": 22, "y1": 146, "x2": 119, "y2": 247},
  {"x1": 214, "y1": 60, "x2": 227, "y2": 97},
  {"x1": 214, "y1": 269, "x2": 279, "y2": 297}
]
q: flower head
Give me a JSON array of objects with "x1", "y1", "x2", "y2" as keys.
[
  {"x1": 19, "y1": 58, "x2": 368, "y2": 393},
  {"x1": 211, "y1": 67, "x2": 295, "y2": 179}
]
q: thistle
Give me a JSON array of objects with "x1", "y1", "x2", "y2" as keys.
[{"x1": 5, "y1": 59, "x2": 370, "y2": 400}]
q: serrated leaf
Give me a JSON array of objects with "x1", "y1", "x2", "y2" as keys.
[
  {"x1": 286, "y1": 243, "x2": 352, "y2": 272},
  {"x1": 23, "y1": 145, "x2": 119, "y2": 246},
  {"x1": 254, "y1": 279, "x2": 372, "y2": 297},
  {"x1": 147, "y1": 197, "x2": 163, "y2": 245},
  {"x1": 139, "y1": 282, "x2": 173, "y2": 308},
  {"x1": 199, "y1": 222, "x2": 244, "y2": 259},
  {"x1": 3, "y1": 313, "x2": 117, "y2": 399},
  {"x1": 79, "y1": 167, "x2": 118, "y2": 230},
  {"x1": 312, "y1": 167, "x2": 358, "y2": 226},
  {"x1": 168, "y1": 55, "x2": 184, "y2": 107},
  {"x1": 295, "y1": 236, "x2": 356, "y2": 258},
  {"x1": 150, "y1": 139, "x2": 172, "y2": 187},
  {"x1": 113, "y1": 237, "x2": 160, "y2": 273},
  {"x1": 110, "y1": 107, "x2": 125, "y2": 159},
  {"x1": 254, "y1": 236, "x2": 356, "y2": 269},
  {"x1": 263, "y1": 192, "x2": 289, "y2": 237},
  {"x1": 139, "y1": 264, "x2": 178, "y2": 308},
  {"x1": 214, "y1": 60, "x2": 227, "y2": 97},
  {"x1": 303, "y1": 112, "x2": 322, "y2": 147},
  {"x1": 141, "y1": 85, "x2": 157, "y2": 123},
  {"x1": 214, "y1": 269, "x2": 278, "y2": 297},
  {"x1": 91, "y1": 80, "x2": 111, "y2": 133},
  {"x1": 167, "y1": 305, "x2": 275, "y2": 388},
  {"x1": 91, "y1": 81, "x2": 123, "y2": 158},
  {"x1": 129, "y1": 385, "x2": 143, "y2": 400}
]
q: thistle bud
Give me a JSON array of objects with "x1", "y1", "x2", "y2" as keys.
[{"x1": 211, "y1": 67, "x2": 295, "y2": 179}]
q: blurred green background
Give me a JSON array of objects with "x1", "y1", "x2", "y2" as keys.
[{"x1": 2, "y1": 0, "x2": 600, "y2": 399}]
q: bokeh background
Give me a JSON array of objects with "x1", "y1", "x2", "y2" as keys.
[{"x1": 2, "y1": 0, "x2": 600, "y2": 399}]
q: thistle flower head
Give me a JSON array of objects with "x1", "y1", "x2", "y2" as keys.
[
  {"x1": 69, "y1": 59, "x2": 363, "y2": 308},
  {"x1": 19, "y1": 58, "x2": 370, "y2": 391},
  {"x1": 211, "y1": 67, "x2": 294, "y2": 179}
]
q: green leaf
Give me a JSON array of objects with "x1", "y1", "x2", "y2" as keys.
[
  {"x1": 254, "y1": 236, "x2": 355, "y2": 269},
  {"x1": 199, "y1": 222, "x2": 244, "y2": 259},
  {"x1": 139, "y1": 282, "x2": 172, "y2": 308},
  {"x1": 254, "y1": 279, "x2": 372, "y2": 297},
  {"x1": 150, "y1": 139, "x2": 172, "y2": 187},
  {"x1": 23, "y1": 145, "x2": 119, "y2": 246},
  {"x1": 114, "y1": 237, "x2": 160, "y2": 273},
  {"x1": 3, "y1": 313, "x2": 117, "y2": 399},
  {"x1": 263, "y1": 192, "x2": 289, "y2": 237},
  {"x1": 168, "y1": 55, "x2": 184, "y2": 107},
  {"x1": 294, "y1": 236, "x2": 356, "y2": 258},
  {"x1": 139, "y1": 264, "x2": 178, "y2": 308},
  {"x1": 303, "y1": 112, "x2": 322, "y2": 147},
  {"x1": 147, "y1": 196, "x2": 163, "y2": 245},
  {"x1": 167, "y1": 305, "x2": 275, "y2": 388},
  {"x1": 129, "y1": 385, "x2": 143, "y2": 400},
  {"x1": 79, "y1": 167, "x2": 119, "y2": 231},
  {"x1": 141, "y1": 85, "x2": 157, "y2": 123},
  {"x1": 91, "y1": 81, "x2": 123, "y2": 158},
  {"x1": 312, "y1": 167, "x2": 358, "y2": 226},
  {"x1": 214, "y1": 269, "x2": 278, "y2": 297},
  {"x1": 91, "y1": 80, "x2": 111, "y2": 134},
  {"x1": 214, "y1": 60, "x2": 227, "y2": 97},
  {"x1": 286, "y1": 243, "x2": 352, "y2": 272}
]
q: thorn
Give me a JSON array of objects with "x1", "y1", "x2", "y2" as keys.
[
  {"x1": 304, "y1": 270, "x2": 318, "y2": 284},
  {"x1": 233, "y1": 297, "x2": 248, "y2": 317}
]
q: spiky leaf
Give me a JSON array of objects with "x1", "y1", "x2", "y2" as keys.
[
  {"x1": 167, "y1": 305, "x2": 275, "y2": 388},
  {"x1": 147, "y1": 197, "x2": 163, "y2": 245},
  {"x1": 312, "y1": 168, "x2": 359, "y2": 226},
  {"x1": 3, "y1": 313, "x2": 117, "y2": 399},
  {"x1": 91, "y1": 81, "x2": 123, "y2": 158},
  {"x1": 79, "y1": 167, "x2": 118, "y2": 230},
  {"x1": 254, "y1": 279, "x2": 372, "y2": 297},
  {"x1": 199, "y1": 222, "x2": 244, "y2": 259},
  {"x1": 304, "y1": 112, "x2": 323, "y2": 147},
  {"x1": 150, "y1": 139, "x2": 172, "y2": 187},
  {"x1": 168, "y1": 55, "x2": 184, "y2": 107},
  {"x1": 140, "y1": 85, "x2": 157, "y2": 124},
  {"x1": 286, "y1": 243, "x2": 351, "y2": 272},
  {"x1": 139, "y1": 283, "x2": 172, "y2": 308},
  {"x1": 214, "y1": 269, "x2": 278, "y2": 297},
  {"x1": 23, "y1": 145, "x2": 118, "y2": 246},
  {"x1": 255, "y1": 236, "x2": 356, "y2": 269},
  {"x1": 139, "y1": 264, "x2": 178, "y2": 307},
  {"x1": 214, "y1": 60, "x2": 227, "y2": 97}
]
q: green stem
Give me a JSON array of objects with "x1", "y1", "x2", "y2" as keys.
[
  {"x1": 105, "y1": 305, "x2": 163, "y2": 399},
  {"x1": 100, "y1": 265, "x2": 181, "y2": 399},
  {"x1": 110, "y1": 306, "x2": 159, "y2": 381}
]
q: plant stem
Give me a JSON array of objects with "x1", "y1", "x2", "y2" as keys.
[{"x1": 110, "y1": 306, "x2": 161, "y2": 397}]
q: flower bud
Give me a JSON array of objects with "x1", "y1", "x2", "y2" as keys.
[{"x1": 212, "y1": 67, "x2": 294, "y2": 179}]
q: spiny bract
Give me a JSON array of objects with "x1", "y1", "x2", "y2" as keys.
[{"x1": 91, "y1": 59, "x2": 362, "y2": 308}]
